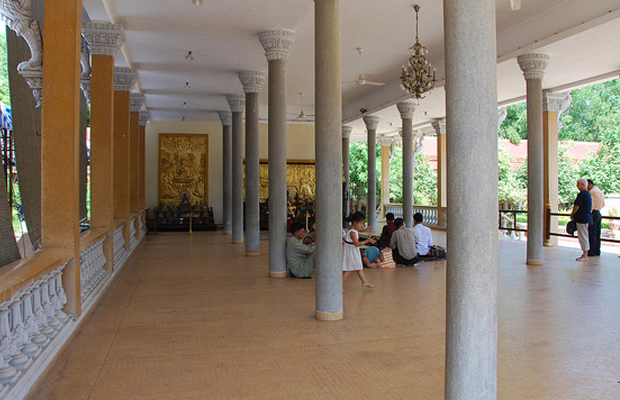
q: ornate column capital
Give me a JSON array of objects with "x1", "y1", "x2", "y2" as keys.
[
  {"x1": 397, "y1": 101, "x2": 416, "y2": 119},
  {"x1": 80, "y1": 79, "x2": 91, "y2": 103},
  {"x1": 259, "y1": 28, "x2": 296, "y2": 61},
  {"x1": 379, "y1": 136, "x2": 394, "y2": 147},
  {"x1": 139, "y1": 110, "x2": 150, "y2": 126},
  {"x1": 226, "y1": 94, "x2": 245, "y2": 113},
  {"x1": 238, "y1": 70, "x2": 266, "y2": 94},
  {"x1": 19, "y1": 70, "x2": 43, "y2": 107},
  {"x1": 114, "y1": 67, "x2": 136, "y2": 91},
  {"x1": 517, "y1": 53, "x2": 549, "y2": 81},
  {"x1": 497, "y1": 107, "x2": 507, "y2": 127},
  {"x1": 130, "y1": 93, "x2": 144, "y2": 112},
  {"x1": 431, "y1": 120, "x2": 446, "y2": 135},
  {"x1": 363, "y1": 115, "x2": 380, "y2": 131},
  {"x1": 218, "y1": 110, "x2": 232, "y2": 126},
  {"x1": 82, "y1": 22, "x2": 125, "y2": 57},
  {"x1": 543, "y1": 91, "x2": 572, "y2": 114},
  {"x1": 342, "y1": 126, "x2": 352, "y2": 139}
]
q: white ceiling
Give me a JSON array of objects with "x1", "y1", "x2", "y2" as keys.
[{"x1": 83, "y1": 0, "x2": 620, "y2": 142}]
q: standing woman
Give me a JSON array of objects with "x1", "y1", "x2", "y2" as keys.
[{"x1": 570, "y1": 178, "x2": 592, "y2": 262}]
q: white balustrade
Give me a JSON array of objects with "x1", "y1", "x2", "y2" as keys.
[
  {"x1": 0, "y1": 262, "x2": 68, "y2": 391},
  {"x1": 113, "y1": 225, "x2": 128, "y2": 268},
  {"x1": 80, "y1": 236, "x2": 109, "y2": 302},
  {"x1": 383, "y1": 203, "x2": 446, "y2": 228},
  {"x1": 129, "y1": 219, "x2": 137, "y2": 250}
]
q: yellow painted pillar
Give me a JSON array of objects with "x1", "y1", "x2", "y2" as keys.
[
  {"x1": 129, "y1": 94, "x2": 143, "y2": 216},
  {"x1": 83, "y1": 22, "x2": 124, "y2": 271},
  {"x1": 379, "y1": 137, "x2": 393, "y2": 217},
  {"x1": 113, "y1": 67, "x2": 136, "y2": 249},
  {"x1": 41, "y1": 0, "x2": 82, "y2": 317},
  {"x1": 139, "y1": 110, "x2": 149, "y2": 211},
  {"x1": 542, "y1": 91, "x2": 571, "y2": 246},
  {"x1": 432, "y1": 120, "x2": 447, "y2": 225}
]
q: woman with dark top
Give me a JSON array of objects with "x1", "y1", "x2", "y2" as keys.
[{"x1": 570, "y1": 178, "x2": 592, "y2": 262}]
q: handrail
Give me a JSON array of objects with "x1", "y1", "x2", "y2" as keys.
[{"x1": 545, "y1": 205, "x2": 620, "y2": 243}]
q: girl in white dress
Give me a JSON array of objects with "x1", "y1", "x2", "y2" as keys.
[{"x1": 342, "y1": 212, "x2": 375, "y2": 288}]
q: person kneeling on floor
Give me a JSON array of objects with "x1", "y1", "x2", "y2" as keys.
[
  {"x1": 389, "y1": 218, "x2": 420, "y2": 266},
  {"x1": 286, "y1": 222, "x2": 315, "y2": 278}
]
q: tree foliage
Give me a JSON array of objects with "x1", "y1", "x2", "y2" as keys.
[{"x1": 0, "y1": 31, "x2": 10, "y2": 105}]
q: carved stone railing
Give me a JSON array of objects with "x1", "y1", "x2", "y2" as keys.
[
  {"x1": 129, "y1": 220, "x2": 138, "y2": 251},
  {"x1": 383, "y1": 203, "x2": 447, "y2": 228},
  {"x1": 113, "y1": 225, "x2": 128, "y2": 269},
  {"x1": 79, "y1": 236, "x2": 108, "y2": 303},
  {"x1": 0, "y1": 262, "x2": 68, "y2": 395}
]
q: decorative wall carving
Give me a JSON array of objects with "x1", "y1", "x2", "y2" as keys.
[
  {"x1": 255, "y1": 160, "x2": 315, "y2": 203},
  {"x1": 159, "y1": 134, "x2": 209, "y2": 206}
]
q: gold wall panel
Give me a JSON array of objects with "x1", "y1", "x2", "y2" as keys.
[
  {"x1": 159, "y1": 134, "x2": 208, "y2": 206},
  {"x1": 256, "y1": 159, "x2": 315, "y2": 203}
]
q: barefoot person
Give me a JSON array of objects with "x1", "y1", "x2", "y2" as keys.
[
  {"x1": 570, "y1": 178, "x2": 592, "y2": 262},
  {"x1": 342, "y1": 212, "x2": 375, "y2": 288}
]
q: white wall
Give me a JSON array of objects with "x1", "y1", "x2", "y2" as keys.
[{"x1": 145, "y1": 121, "x2": 316, "y2": 224}]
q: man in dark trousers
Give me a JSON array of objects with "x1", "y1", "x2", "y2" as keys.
[{"x1": 587, "y1": 179, "x2": 605, "y2": 256}]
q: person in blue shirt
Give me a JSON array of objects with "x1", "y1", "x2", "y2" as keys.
[{"x1": 569, "y1": 178, "x2": 592, "y2": 262}]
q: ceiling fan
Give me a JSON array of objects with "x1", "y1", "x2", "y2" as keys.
[
  {"x1": 343, "y1": 47, "x2": 385, "y2": 87},
  {"x1": 287, "y1": 92, "x2": 315, "y2": 122}
]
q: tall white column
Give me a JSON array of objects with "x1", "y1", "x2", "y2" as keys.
[
  {"x1": 444, "y1": 0, "x2": 498, "y2": 398},
  {"x1": 239, "y1": 71, "x2": 265, "y2": 256},
  {"x1": 397, "y1": 102, "x2": 415, "y2": 227},
  {"x1": 342, "y1": 125, "x2": 352, "y2": 227},
  {"x1": 218, "y1": 111, "x2": 233, "y2": 235},
  {"x1": 518, "y1": 53, "x2": 549, "y2": 265},
  {"x1": 227, "y1": 94, "x2": 245, "y2": 244},
  {"x1": 363, "y1": 115, "x2": 379, "y2": 230},
  {"x1": 314, "y1": 0, "x2": 343, "y2": 321},
  {"x1": 260, "y1": 28, "x2": 295, "y2": 278}
]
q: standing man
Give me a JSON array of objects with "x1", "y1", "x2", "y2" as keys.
[
  {"x1": 587, "y1": 179, "x2": 605, "y2": 257},
  {"x1": 570, "y1": 178, "x2": 592, "y2": 262},
  {"x1": 389, "y1": 218, "x2": 420, "y2": 266}
]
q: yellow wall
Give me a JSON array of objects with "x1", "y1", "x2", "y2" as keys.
[{"x1": 145, "y1": 121, "x2": 316, "y2": 224}]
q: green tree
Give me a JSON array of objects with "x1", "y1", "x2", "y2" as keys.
[
  {"x1": 0, "y1": 32, "x2": 9, "y2": 105},
  {"x1": 498, "y1": 146, "x2": 526, "y2": 207},
  {"x1": 557, "y1": 144, "x2": 580, "y2": 207},
  {"x1": 560, "y1": 80, "x2": 620, "y2": 143},
  {"x1": 413, "y1": 153, "x2": 437, "y2": 205},
  {"x1": 498, "y1": 102, "x2": 527, "y2": 143},
  {"x1": 579, "y1": 141, "x2": 620, "y2": 195},
  {"x1": 349, "y1": 142, "x2": 380, "y2": 204}
]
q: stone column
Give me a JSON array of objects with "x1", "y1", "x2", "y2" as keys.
[
  {"x1": 41, "y1": 0, "x2": 82, "y2": 316},
  {"x1": 518, "y1": 53, "x2": 549, "y2": 265},
  {"x1": 239, "y1": 70, "x2": 265, "y2": 256},
  {"x1": 432, "y1": 120, "x2": 447, "y2": 225},
  {"x1": 379, "y1": 136, "x2": 393, "y2": 217},
  {"x1": 444, "y1": 0, "x2": 498, "y2": 398},
  {"x1": 260, "y1": 28, "x2": 295, "y2": 278},
  {"x1": 218, "y1": 111, "x2": 233, "y2": 235},
  {"x1": 363, "y1": 115, "x2": 379, "y2": 230},
  {"x1": 314, "y1": 0, "x2": 343, "y2": 321},
  {"x1": 139, "y1": 110, "x2": 150, "y2": 210},
  {"x1": 397, "y1": 102, "x2": 415, "y2": 227},
  {"x1": 129, "y1": 93, "x2": 143, "y2": 215},
  {"x1": 543, "y1": 91, "x2": 571, "y2": 246},
  {"x1": 83, "y1": 22, "x2": 124, "y2": 272},
  {"x1": 342, "y1": 126, "x2": 352, "y2": 227},
  {"x1": 227, "y1": 94, "x2": 245, "y2": 244}
]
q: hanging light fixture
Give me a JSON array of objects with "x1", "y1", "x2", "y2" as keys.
[
  {"x1": 510, "y1": 0, "x2": 522, "y2": 11},
  {"x1": 400, "y1": 5, "x2": 436, "y2": 99},
  {"x1": 185, "y1": 51, "x2": 194, "y2": 60},
  {"x1": 185, "y1": 81, "x2": 191, "y2": 90},
  {"x1": 192, "y1": 0, "x2": 203, "y2": 6}
]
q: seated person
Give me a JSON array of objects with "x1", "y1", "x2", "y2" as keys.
[
  {"x1": 286, "y1": 222, "x2": 315, "y2": 278},
  {"x1": 389, "y1": 218, "x2": 420, "y2": 266},
  {"x1": 412, "y1": 212, "x2": 433, "y2": 257},
  {"x1": 363, "y1": 245, "x2": 381, "y2": 269},
  {"x1": 381, "y1": 212, "x2": 397, "y2": 241},
  {"x1": 377, "y1": 237, "x2": 396, "y2": 269}
]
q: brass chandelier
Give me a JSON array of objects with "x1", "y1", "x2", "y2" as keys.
[{"x1": 400, "y1": 5, "x2": 436, "y2": 99}]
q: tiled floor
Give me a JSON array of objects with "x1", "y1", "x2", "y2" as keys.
[{"x1": 28, "y1": 232, "x2": 620, "y2": 399}]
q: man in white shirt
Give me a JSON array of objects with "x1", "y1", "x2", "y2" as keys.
[
  {"x1": 587, "y1": 179, "x2": 605, "y2": 256},
  {"x1": 412, "y1": 212, "x2": 433, "y2": 257}
]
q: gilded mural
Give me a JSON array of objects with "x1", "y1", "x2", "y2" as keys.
[
  {"x1": 159, "y1": 134, "x2": 208, "y2": 206},
  {"x1": 257, "y1": 160, "x2": 315, "y2": 203}
]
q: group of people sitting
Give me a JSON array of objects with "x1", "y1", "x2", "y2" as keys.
[{"x1": 285, "y1": 211, "x2": 444, "y2": 281}]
